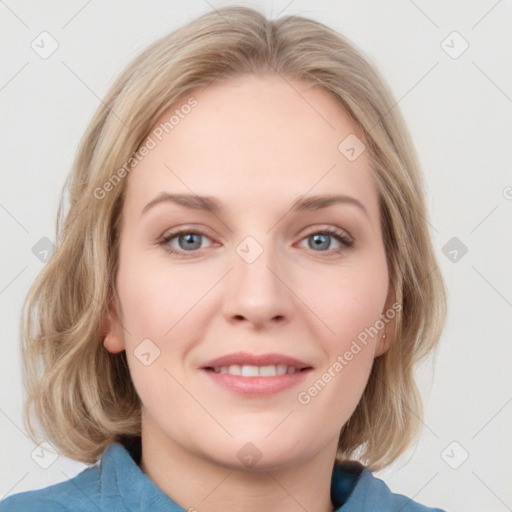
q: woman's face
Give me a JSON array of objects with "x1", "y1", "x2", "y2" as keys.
[{"x1": 105, "y1": 74, "x2": 393, "y2": 471}]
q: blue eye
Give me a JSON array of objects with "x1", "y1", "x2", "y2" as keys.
[
  {"x1": 299, "y1": 228, "x2": 353, "y2": 253},
  {"x1": 159, "y1": 227, "x2": 353, "y2": 257},
  {"x1": 160, "y1": 230, "x2": 212, "y2": 256}
]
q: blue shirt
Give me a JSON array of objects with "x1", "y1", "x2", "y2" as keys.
[{"x1": 0, "y1": 438, "x2": 445, "y2": 511}]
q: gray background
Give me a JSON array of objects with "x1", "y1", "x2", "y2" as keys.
[{"x1": 1, "y1": 1, "x2": 511, "y2": 511}]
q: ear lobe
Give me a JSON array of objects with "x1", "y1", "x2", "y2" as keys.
[
  {"x1": 102, "y1": 298, "x2": 125, "y2": 354},
  {"x1": 375, "y1": 330, "x2": 392, "y2": 357},
  {"x1": 375, "y1": 283, "x2": 397, "y2": 357}
]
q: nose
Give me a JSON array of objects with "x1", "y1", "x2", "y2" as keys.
[{"x1": 222, "y1": 241, "x2": 293, "y2": 330}]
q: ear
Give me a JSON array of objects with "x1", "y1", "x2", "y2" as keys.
[
  {"x1": 102, "y1": 296, "x2": 126, "y2": 354},
  {"x1": 374, "y1": 282, "x2": 397, "y2": 357}
]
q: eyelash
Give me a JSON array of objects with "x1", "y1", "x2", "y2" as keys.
[{"x1": 158, "y1": 226, "x2": 354, "y2": 258}]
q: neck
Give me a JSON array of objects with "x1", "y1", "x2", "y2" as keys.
[{"x1": 139, "y1": 418, "x2": 338, "y2": 512}]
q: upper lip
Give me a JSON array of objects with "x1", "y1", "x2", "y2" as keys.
[{"x1": 201, "y1": 352, "x2": 312, "y2": 370}]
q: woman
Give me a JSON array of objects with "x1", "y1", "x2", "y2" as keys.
[{"x1": 1, "y1": 6, "x2": 446, "y2": 511}]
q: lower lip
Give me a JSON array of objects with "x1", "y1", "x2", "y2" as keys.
[{"x1": 201, "y1": 369, "x2": 312, "y2": 397}]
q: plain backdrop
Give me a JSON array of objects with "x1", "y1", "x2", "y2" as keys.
[{"x1": 1, "y1": 1, "x2": 511, "y2": 511}]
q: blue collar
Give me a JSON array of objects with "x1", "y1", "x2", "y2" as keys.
[{"x1": 99, "y1": 437, "x2": 363, "y2": 510}]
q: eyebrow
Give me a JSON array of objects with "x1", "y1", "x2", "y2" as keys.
[{"x1": 141, "y1": 192, "x2": 369, "y2": 218}]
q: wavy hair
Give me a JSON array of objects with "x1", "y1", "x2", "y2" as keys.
[{"x1": 21, "y1": 5, "x2": 446, "y2": 470}]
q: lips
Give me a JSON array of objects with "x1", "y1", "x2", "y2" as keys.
[
  {"x1": 200, "y1": 352, "x2": 312, "y2": 372},
  {"x1": 200, "y1": 352, "x2": 313, "y2": 397}
]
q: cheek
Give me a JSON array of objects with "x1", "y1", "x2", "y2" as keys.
[
  {"x1": 116, "y1": 249, "x2": 213, "y2": 341},
  {"x1": 115, "y1": 252, "x2": 205, "y2": 415},
  {"x1": 114, "y1": 249, "x2": 220, "y2": 399},
  {"x1": 311, "y1": 259, "x2": 389, "y2": 350},
  {"x1": 296, "y1": 258, "x2": 388, "y2": 414}
]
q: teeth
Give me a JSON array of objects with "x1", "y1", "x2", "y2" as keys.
[
  {"x1": 259, "y1": 365, "x2": 276, "y2": 376},
  {"x1": 241, "y1": 365, "x2": 259, "y2": 377},
  {"x1": 276, "y1": 364, "x2": 287, "y2": 376},
  {"x1": 211, "y1": 364, "x2": 303, "y2": 377},
  {"x1": 228, "y1": 365, "x2": 242, "y2": 376}
]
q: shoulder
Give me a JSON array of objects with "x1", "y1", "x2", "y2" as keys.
[
  {"x1": 0, "y1": 440, "x2": 143, "y2": 512},
  {"x1": 348, "y1": 468, "x2": 446, "y2": 512},
  {"x1": 0, "y1": 465, "x2": 101, "y2": 512}
]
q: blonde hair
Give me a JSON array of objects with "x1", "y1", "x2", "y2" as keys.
[{"x1": 21, "y1": 5, "x2": 446, "y2": 470}]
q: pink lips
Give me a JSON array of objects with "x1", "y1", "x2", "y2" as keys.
[
  {"x1": 201, "y1": 351, "x2": 311, "y2": 370},
  {"x1": 200, "y1": 351, "x2": 313, "y2": 397}
]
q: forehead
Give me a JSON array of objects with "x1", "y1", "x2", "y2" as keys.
[{"x1": 123, "y1": 73, "x2": 378, "y2": 221}]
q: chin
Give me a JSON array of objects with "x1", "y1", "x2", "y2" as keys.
[{"x1": 197, "y1": 429, "x2": 319, "y2": 473}]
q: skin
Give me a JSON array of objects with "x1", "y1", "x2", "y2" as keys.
[{"x1": 104, "y1": 73, "x2": 394, "y2": 512}]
